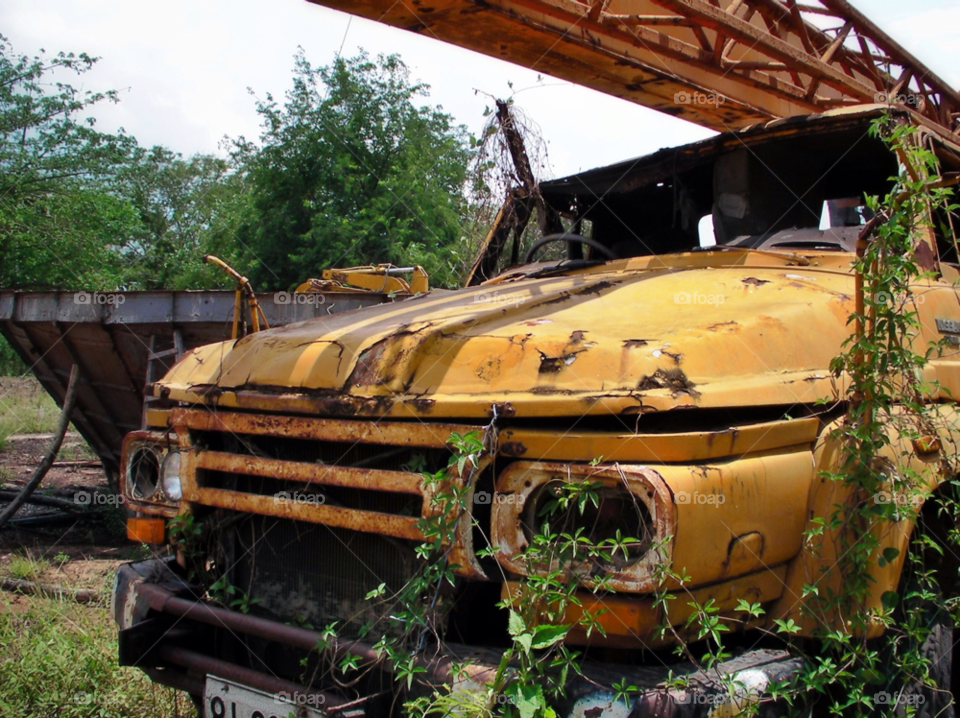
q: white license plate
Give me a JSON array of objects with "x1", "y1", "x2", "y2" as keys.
[{"x1": 204, "y1": 675, "x2": 326, "y2": 718}]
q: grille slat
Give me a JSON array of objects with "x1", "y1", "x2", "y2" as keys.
[{"x1": 232, "y1": 516, "x2": 415, "y2": 640}]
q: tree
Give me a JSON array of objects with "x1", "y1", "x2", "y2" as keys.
[
  {"x1": 0, "y1": 35, "x2": 135, "y2": 290},
  {"x1": 234, "y1": 50, "x2": 473, "y2": 290},
  {"x1": 116, "y1": 146, "x2": 246, "y2": 290}
]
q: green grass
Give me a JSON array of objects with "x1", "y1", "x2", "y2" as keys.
[
  {"x1": 0, "y1": 376, "x2": 65, "y2": 452},
  {"x1": 0, "y1": 591, "x2": 194, "y2": 717},
  {"x1": 6, "y1": 553, "x2": 49, "y2": 583}
]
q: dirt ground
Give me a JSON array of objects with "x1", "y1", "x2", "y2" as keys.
[{"x1": 0, "y1": 377, "x2": 146, "y2": 609}]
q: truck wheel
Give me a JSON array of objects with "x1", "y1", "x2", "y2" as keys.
[{"x1": 887, "y1": 548, "x2": 955, "y2": 717}]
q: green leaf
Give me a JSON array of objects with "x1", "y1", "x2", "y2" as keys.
[
  {"x1": 880, "y1": 590, "x2": 899, "y2": 610},
  {"x1": 508, "y1": 610, "x2": 525, "y2": 638},
  {"x1": 531, "y1": 624, "x2": 570, "y2": 649}
]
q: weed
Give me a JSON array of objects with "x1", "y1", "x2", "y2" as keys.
[
  {"x1": 6, "y1": 552, "x2": 49, "y2": 582},
  {"x1": 0, "y1": 592, "x2": 192, "y2": 717}
]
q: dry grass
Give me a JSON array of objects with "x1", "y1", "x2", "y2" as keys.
[{"x1": 0, "y1": 377, "x2": 62, "y2": 451}]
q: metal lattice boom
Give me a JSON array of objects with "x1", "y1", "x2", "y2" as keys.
[{"x1": 307, "y1": 0, "x2": 960, "y2": 137}]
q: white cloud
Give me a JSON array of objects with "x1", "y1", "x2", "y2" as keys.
[{"x1": 1, "y1": 0, "x2": 955, "y2": 177}]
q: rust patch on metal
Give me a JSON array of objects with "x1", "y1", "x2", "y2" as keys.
[
  {"x1": 348, "y1": 338, "x2": 391, "y2": 387},
  {"x1": 531, "y1": 386, "x2": 576, "y2": 395},
  {"x1": 572, "y1": 280, "x2": 619, "y2": 296},
  {"x1": 623, "y1": 339, "x2": 651, "y2": 348},
  {"x1": 500, "y1": 441, "x2": 527, "y2": 457},
  {"x1": 706, "y1": 320, "x2": 738, "y2": 331},
  {"x1": 637, "y1": 368, "x2": 699, "y2": 397},
  {"x1": 538, "y1": 350, "x2": 580, "y2": 373},
  {"x1": 489, "y1": 402, "x2": 516, "y2": 418},
  {"x1": 407, "y1": 396, "x2": 436, "y2": 413},
  {"x1": 742, "y1": 277, "x2": 771, "y2": 286}
]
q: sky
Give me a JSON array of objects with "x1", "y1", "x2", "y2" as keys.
[{"x1": 3, "y1": 0, "x2": 960, "y2": 179}]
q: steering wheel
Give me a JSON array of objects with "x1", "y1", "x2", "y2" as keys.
[{"x1": 523, "y1": 233, "x2": 618, "y2": 264}]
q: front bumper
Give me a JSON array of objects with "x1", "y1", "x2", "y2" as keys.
[{"x1": 114, "y1": 558, "x2": 805, "y2": 717}]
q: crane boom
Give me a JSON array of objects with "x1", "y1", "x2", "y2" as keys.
[{"x1": 306, "y1": 0, "x2": 960, "y2": 137}]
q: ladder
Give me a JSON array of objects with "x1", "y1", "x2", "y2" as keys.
[{"x1": 141, "y1": 329, "x2": 184, "y2": 429}]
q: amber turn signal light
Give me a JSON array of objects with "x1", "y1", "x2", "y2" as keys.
[{"x1": 127, "y1": 517, "x2": 166, "y2": 544}]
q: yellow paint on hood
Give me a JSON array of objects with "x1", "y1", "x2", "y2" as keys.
[{"x1": 154, "y1": 252, "x2": 857, "y2": 418}]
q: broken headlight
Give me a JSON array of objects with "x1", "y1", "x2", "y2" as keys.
[{"x1": 120, "y1": 431, "x2": 181, "y2": 515}]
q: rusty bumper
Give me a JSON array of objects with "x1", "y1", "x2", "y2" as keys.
[{"x1": 114, "y1": 558, "x2": 806, "y2": 717}]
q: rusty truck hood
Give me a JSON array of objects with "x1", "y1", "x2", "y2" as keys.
[{"x1": 154, "y1": 251, "x2": 855, "y2": 419}]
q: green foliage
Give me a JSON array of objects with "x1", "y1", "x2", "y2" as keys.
[
  {"x1": 6, "y1": 552, "x2": 49, "y2": 582},
  {"x1": 115, "y1": 146, "x2": 244, "y2": 289},
  {"x1": 0, "y1": 34, "x2": 135, "y2": 290},
  {"x1": 0, "y1": 593, "x2": 191, "y2": 717},
  {"x1": 234, "y1": 50, "x2": 473, "y2": 290},
  {"x1": 0, "y1": 337, "x2": 26, "y2": 376}
]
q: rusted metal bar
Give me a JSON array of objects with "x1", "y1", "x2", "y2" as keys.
[
  {"x1": 172, "y1": 408, "x2": 467, "y2": 449},
  {"x1": 649, "y1": 0, "x2": 876, "y2": 99},
  {"x1": 193, "y1": 450, "x2": 423, "y2": 495},
  {"x1": 605, "y1": 14, "x2": 694, "y2": 26},
  {"x1": 137, "y1": 580, "x2": 493, "y2": 688},
  {"x1": 187, "y1": 487, "x2": 424, "y2": 541},
  {"x1": 514, "y1": 0, "x2": 814, "y2": 106},
  {"x1": 139, "y1": 583, "x2": 381, "y2": 660},
  {"x1": 721, "y1": 59, "x2": 789, "y2": 71},
  {"x1": 154, "y1": 645, "x2": 350, "y2": 709},
  {"x1": 819, "y1": 0, "x2": 960, "y2": 109}
]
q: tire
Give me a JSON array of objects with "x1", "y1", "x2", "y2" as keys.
[{"x1": 887, "y1": 537, "x2": 955, "y2": 718}]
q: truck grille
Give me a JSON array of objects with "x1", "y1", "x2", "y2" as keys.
[
  {"x1": 172, "y1": 408, "x2": 484, "y2": 540},
  {"x1": 231, "y1": 515, "x2": 415, "y2": 640}
]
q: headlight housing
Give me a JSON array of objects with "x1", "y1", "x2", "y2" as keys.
[
  {"x1": 160, "y1": 451, "x2": 182, "y2": 501},
  {"x1": 120, "y1": 431, "x2": 181, "y2": 515},
  {"x1": 491, "y1": 461, "x2": 674, "y2": 592}
]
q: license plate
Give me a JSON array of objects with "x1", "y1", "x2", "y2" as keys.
[{"x1": 204, "y1": 675, "x2": 326, "y2": 718}]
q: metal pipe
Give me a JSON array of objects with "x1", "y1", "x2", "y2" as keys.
[
  {"x1": 138, "y1": 583, "x2": 382, "y2": 664},
  {"x1": 136, "y1": 582, "x2": 484, "y2": 684},
  {"x1": 155, "y1": 644, "x2": 348, "y2": 709}
]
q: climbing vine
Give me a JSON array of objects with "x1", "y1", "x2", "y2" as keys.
[{"x1": 173, "y1": 115, "x2": 960, "y2": 718}]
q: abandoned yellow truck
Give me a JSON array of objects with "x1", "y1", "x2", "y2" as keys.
[
  {"x1": 108, "y1": 0, "x2": 960, "y2": 714},
  {"x1": 111, "y1": 102, "x2": 960, "y2": 716}
]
